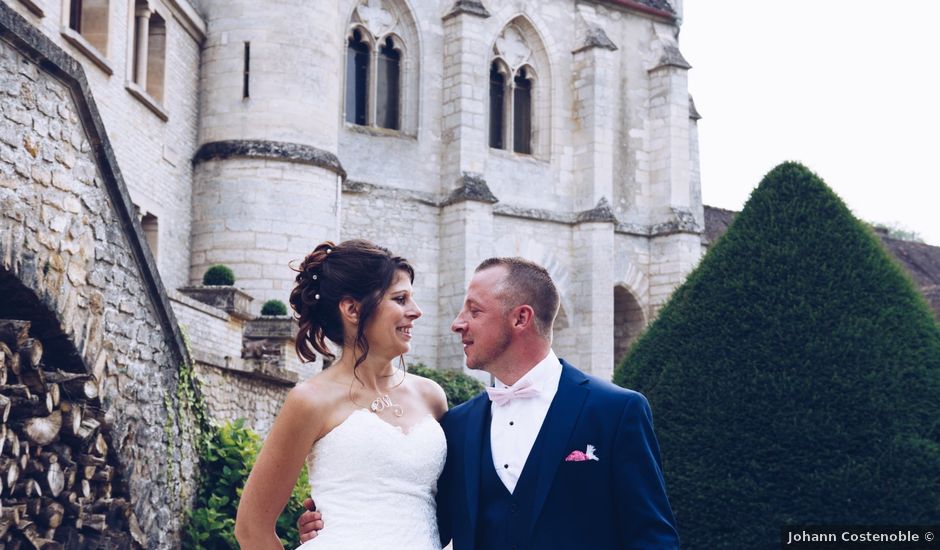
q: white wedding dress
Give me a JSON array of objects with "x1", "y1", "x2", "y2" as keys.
[{"x1": 298, "y1": 409, "x2": 447, "y2": 550}]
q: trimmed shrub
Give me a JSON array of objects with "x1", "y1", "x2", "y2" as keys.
[
  {"x1": 261, "y1": 299, "x2": 288, "y2": 316},
  {"x1": 202, "y1": 265, "x2": 235, "y2": 286},
  {"x1": 614, "y1": 162, "x2": 940, "y2": 548},
  {"x1": 183, "y1": 419, "x2": 308, "y2": 549},
  {"x1": 410, "y1": 363, "x2": 485, "y2": 407}
]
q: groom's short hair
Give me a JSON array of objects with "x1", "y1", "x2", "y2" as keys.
[{"x1": 475, "y1": 257, "x2": 560, "y2": 339}]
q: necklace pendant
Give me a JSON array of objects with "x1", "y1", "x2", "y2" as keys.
[{"x1": 371, "y1": 394, "x2": 399, "y2": 414}]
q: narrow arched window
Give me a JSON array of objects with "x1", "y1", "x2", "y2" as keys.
[
  {"x1": 512, "y1": 67, "x2": 532, "y2": 154},
  {"x1": 489, "y1": 61, "x2": 506, "y2": 150},
  {"x1": 377, "y1": 36, "x2": 401, "y2": 130},
  {"x1": 346, "y1": 29, "x2": 370, "y2": 125}
]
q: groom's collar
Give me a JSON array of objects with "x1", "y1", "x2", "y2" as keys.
[{"x1": 493, "y1": 349, "x2": 562, "y2": 392}]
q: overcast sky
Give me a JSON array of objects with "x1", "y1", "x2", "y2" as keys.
[{"x1": 681, "y1": 0, "x2": 940, "y2": 246}]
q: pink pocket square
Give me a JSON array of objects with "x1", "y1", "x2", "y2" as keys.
[{"x1": 564, "y1": 444, "x2": 599, "y2": 462}]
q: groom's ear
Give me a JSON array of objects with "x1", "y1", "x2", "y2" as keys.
[{"x1": 511, "y1": 305, "x2": 535, "y2": 331}]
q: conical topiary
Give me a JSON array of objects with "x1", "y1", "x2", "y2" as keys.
[{"x1": 614, "y1": 162, "x2": 940, "y2": 548}]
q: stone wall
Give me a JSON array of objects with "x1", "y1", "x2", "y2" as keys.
[
  {"x1": 4, "y1": 0, "x2": 205, "y2": 293},
  {"x1": 171, "y1": 289, "x2": 316, "y2": 435},
  {"x1": 0, "y1": 5, "x2": 198, "y2": 546},
  {"x1": 193, "y1": 363, "x2": 293, "y2": 436}
]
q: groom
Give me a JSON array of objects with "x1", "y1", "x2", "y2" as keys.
[{"x1": 300, "y1": 257, "x2": 679, "y2": 548}]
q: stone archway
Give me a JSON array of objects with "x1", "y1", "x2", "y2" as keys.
[
  {"x1": 613, "y1": 284, "x2": 645, "y2": 366},
  {"x1": 0, "y1": 268, "x2": 141, "y2": 546}
]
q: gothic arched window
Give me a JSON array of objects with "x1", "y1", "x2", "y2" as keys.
[
  {"x1": 488, "y1": 61, "x2": 536, "y2": 154},
  {"x1": 343, "y1": 1, "x2": 419, "y2": 134},
  {"x1": 489, "y1": 21, "x2": 548, "y2": 156}
]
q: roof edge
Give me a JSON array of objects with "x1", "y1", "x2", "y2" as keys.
[{"x1": 600, "y1": 0, "x2": 676, "y2": 22}]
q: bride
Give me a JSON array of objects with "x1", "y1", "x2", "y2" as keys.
[{"x1": 235, "y1": 239, "x2": 448, "y2": 549}]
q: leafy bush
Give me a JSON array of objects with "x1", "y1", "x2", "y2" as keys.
[
  {"x1": 183, "y1": 419, "x2": 308, "y2": 549},
  {"x1": 202, "y1": 265, "x2": 235, "y2": 286},
  {"x1": 261, "y1": 299, "x2": 288, "y2": 316},
  {"x1": 614, "y1": 162, "x2": 940, "y2": 548},
  {"x1": 410, "y1": 363, "x2": 485, "y2": 407}
]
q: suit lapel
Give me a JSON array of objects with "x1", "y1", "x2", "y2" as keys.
[
  {"x1": 462, "y1": 393, "x2": 490, "y2": 544},
  {"x1": 525, "y1": 361, "x2": 590, "y2": 540}
]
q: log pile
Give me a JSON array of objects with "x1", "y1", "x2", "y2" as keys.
[{"x1": 0, "y1": 320, "x2": 138, "y2": 549}]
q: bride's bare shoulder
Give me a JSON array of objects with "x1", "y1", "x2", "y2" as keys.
[
  {"x1": 287, "y1": 371, "x2": 346, "y2": 414},
  {"x1": 406, "y1": 371, "x2": 449, "y2": 419}
]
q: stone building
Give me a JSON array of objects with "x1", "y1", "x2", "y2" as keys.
[
  {"x1": 2, "y1": 0, "x2": 701, "y2": 433},
  {"x1": 187, "y1": 0, "x2": 703, "y2": 385}
]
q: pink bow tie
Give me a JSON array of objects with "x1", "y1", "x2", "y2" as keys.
[{"x1": 486, "y1": 379, "x2": 540, "y2": 407}]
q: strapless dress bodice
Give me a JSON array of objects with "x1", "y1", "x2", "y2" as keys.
[{"x1": 297, "y1": 409, "x2": 447, "y2": 550}]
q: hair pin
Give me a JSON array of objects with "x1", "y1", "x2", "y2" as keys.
[
  {"x1": 326, "y1": 248, "x2": 332, "y2": 254},
  {"x1": 314, "y1": 294, "x2": 320, "y2": 300}
]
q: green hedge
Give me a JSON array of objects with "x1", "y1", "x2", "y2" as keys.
[
  {"x1": 410, "y1": 364, "x2": 485, "y2": 407},
  {"x1": 614, "y1": 162, "x2": 940, "y2": 548},
  {"x1": 183, "y1": 419, "x2": 308, "y2": 549}
]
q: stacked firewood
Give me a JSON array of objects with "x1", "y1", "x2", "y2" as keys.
[{"x1": 0, "y1": 320, "x2": 137, "y2": 549}]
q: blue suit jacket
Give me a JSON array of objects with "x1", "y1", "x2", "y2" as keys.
[{"x1": 436, "y1": 359, "x2": 679, "y2": 549}]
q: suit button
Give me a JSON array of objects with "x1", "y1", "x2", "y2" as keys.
[{"x1": 510, "y1": 503, "x2": 518, "y2": 513}]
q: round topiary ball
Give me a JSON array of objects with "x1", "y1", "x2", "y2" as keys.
[
  {"x1": 202, "y1": 265, "x2": 235, "y2": 286},
  {"x1": 261, "y1": 299, "x2": 288, "y2": 316}
]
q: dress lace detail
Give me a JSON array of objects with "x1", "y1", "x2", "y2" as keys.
[{"x1": 298, "y1": 409, "x2": 447, "y2": 550}]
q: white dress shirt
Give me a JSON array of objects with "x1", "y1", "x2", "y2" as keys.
[{"x1": 489, "y1": 349, "x2": 562, "y2": 493}]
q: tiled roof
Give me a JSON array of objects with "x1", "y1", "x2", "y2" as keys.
[
  {"x1": 703, "y1": 206, "x2": 940, "y2": 321},
  {"x1": 924, "y1": 286, "x2": 940, "y2": 317},
  {"x1": 877, "y1": 236, "x2": 940, "y2": 288},
  {"x1": 703, "y1": 205, "x2": 736, "y2": 245}
]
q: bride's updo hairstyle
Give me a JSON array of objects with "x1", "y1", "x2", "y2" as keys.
[{"x1": 290, "y1": 239, "x2": 414, "y2": 368}]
